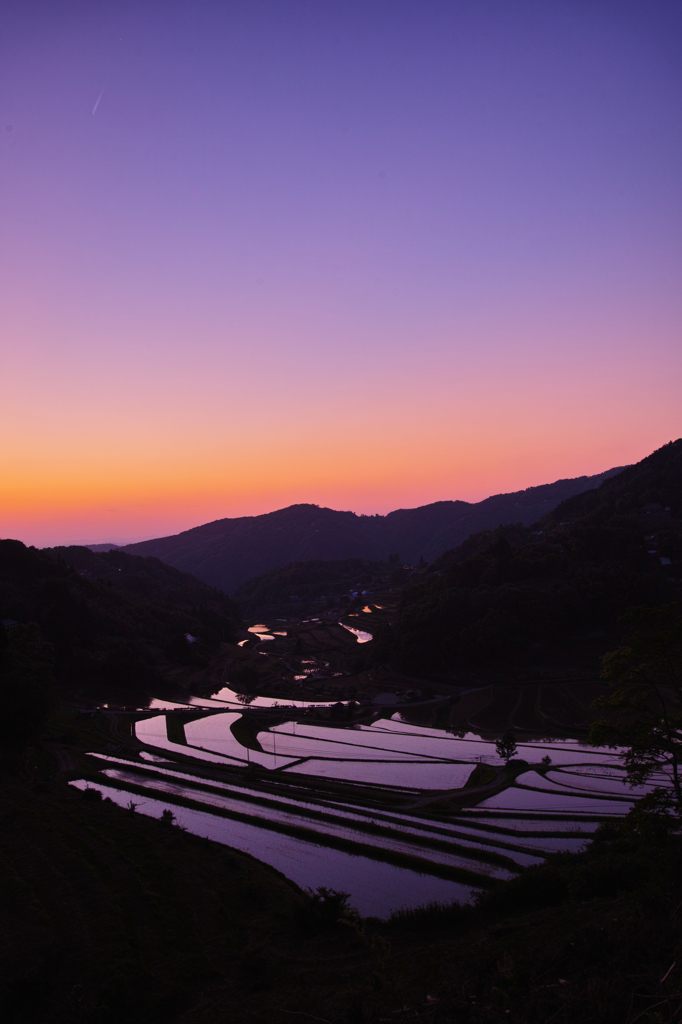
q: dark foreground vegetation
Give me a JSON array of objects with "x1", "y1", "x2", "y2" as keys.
[{"x1": 2, "y1": 756, "x2": 682, "y2": 1024}]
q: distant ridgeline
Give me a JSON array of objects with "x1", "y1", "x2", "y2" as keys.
[
  {"x1": 121, "y1": 466, "x2": 626, "y2": 593},
  {"x1": 376, "y1": 440, "x2": 682, "y2": 678},
  {"x1": 0, "y1": 543, "x2": 240, "y2": 704}
]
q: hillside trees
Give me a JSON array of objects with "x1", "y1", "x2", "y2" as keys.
[
  {"x1": 495, "y1": 729, "x2": 518, "y2": 763},
  {"x1": 0, "y1": 541, "x2": 240, "y2": 696},
  {"x1": 591, "y1": 604, "x2": 682, "y2": 814},
  {"x1": 0, "y1": 622, "x2": 56, "y2": 746},
  {"x1": 384, "y1": 516, "x2": 669, "y2": 676}
]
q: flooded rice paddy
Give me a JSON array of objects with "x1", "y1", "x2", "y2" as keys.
[
  {"x1": 69, "y1": 778, "x2": 474, "y2": 917},
  {"x1": 338, "y1": 622, "x2": 373, "y2": 643},
  {"x1": 78, "y1": 616, "x2": 667, "y2": 917},
  {"x1": 73, "y1": 684, "x2": 661, "y2": 917}
]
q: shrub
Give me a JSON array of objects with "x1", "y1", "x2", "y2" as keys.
[{"x1": 297, "y1": 886, "x2": 354, "y2": 932}]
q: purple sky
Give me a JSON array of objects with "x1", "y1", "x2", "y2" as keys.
[{"x1": 1, "y1": 1, "x2": 681, "y2": 545}]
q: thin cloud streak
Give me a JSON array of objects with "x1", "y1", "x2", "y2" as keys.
[{"x1": 91, "y1": 88, "x2": 104, "y2": 116}]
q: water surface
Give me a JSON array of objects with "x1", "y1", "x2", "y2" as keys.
[{"x1": 69, "y1": 779, "x2": 475, "y2": 917}]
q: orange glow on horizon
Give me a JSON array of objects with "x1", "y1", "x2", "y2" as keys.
[
  {"x1": 2, "y1": 3, "x2": 681, "y2": 549},
  {"x1": 2, "y1": 419, "x2": 678, "y2": 548}
]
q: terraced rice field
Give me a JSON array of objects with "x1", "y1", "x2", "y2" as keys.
[{"x1": 71, "y1": 684, "x2": 666, "y2": 917}]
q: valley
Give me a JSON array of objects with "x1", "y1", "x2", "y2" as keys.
[
  {"x1": 64, "y1": 603, "x2": 645, "y2": 917},
  {"x1": 2, "y1": 440, "x2": 682, "y2": 1022}
]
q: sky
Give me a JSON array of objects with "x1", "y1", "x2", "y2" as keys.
[{"x1": 1, "y1": 0, "x2": 680, "y2": 547}]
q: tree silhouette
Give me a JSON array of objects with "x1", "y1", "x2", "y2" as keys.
[
  {"x1": 591, "y1": 604, "x2": 682, "y2": 814},
  {"x1": 495, "y1": 728, "x2": 518, "y2": 763}
]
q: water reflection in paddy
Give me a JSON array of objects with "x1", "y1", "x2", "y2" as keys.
[
  {"x1": 477, "y1": 785, "x2": 634, "y2": 814},
  {"x1": 136, "y1": 711, "x2": 628, "y2": 792},
  {"x1": 338, "y1": 622, "x2": 373, "y2": 643},
  {"x1": 208, "y1": 685, "x2": 344, "y2": 709},
  {"x1": 269, "y1": 720, "x2": 476, "y2": 760},
  {"x1": 121, "y1": 700, "x2": 668, "y2": 910},
  {"x1": 146, "y1": 698, "x2": 195, "y2": 711},
  {"x1": 87, "y1": 752, "x2": 553, "y2": 857},
  {"x1": 377, "y1": 718, "x2": 625, "y2": 766},
  {"x1": 98, "y1": 768, "x2": 515, "y2": 878},
  {"x1": 512, "y1": 771, "x2": 635, "y2": 800},
  {"x1": 136, "y1": 714, "x2": 251, "y2": 766},
  {"x1": 69, "y1": 780, "x2": 474, "y2": 918},
  {"x1": 545, "y1": 769, "x2": 662, "y2": 796},
  {"x1": 284, "y1": 759, "x2": 474, "y2": 789},
  {"x1": 137, "y1": 714, "x2": 298, "y2": 770}
]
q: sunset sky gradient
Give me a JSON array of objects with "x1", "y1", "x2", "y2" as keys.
[{"x1": 1, "y1": 0, "x2": 681, "y2": 546}]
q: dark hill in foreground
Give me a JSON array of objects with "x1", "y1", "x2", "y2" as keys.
[
  {"x1": 120, "y1": 467, "x2": 625, "y2": 593},
  {"x1": 3, "y1": 763, "x2": 682, "y2": 1024}
]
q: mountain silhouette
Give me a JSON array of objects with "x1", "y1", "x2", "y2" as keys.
[
  {"x1": 381, "y1": 439, "x2": 682, "y2": 679},
  {"x1": 119, "y1": 467, "x2": 625, "y2": 593}
]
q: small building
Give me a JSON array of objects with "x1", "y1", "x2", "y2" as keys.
[{"x1": 640, "y1": 502, "x2": 671, "y2": 517}]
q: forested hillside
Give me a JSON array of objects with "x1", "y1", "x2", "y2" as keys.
[
  {"x1": 547, "y1": 438, "x2": 682, "y2": 524},
  {"x1": 121, "y1": 467, "x2": 624, "y2": 593},
  {"x1": 233, "y1": 557, "x2": 395, "y2": 618},
  {"x1": 0, "y1": 542, "x2": 240, "y2": 708},
  {"x1": 376, "y1": 441, "x2": 682, "y2": 680}
]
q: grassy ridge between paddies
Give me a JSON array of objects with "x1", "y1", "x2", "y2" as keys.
[
  {"x1": 75, "y1": 763, "x2": 510, "y2": 885},
  {"x1": 3, "y1": 761, "x2": 682, "y2": 1024}
]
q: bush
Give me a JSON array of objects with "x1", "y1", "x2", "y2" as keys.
[
  {"x1": 476, "y1": 839, "x2": 659, "y2": 916},
  {"x1": 297, "y1": 887, "x2": 354, "y2": 932}
]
